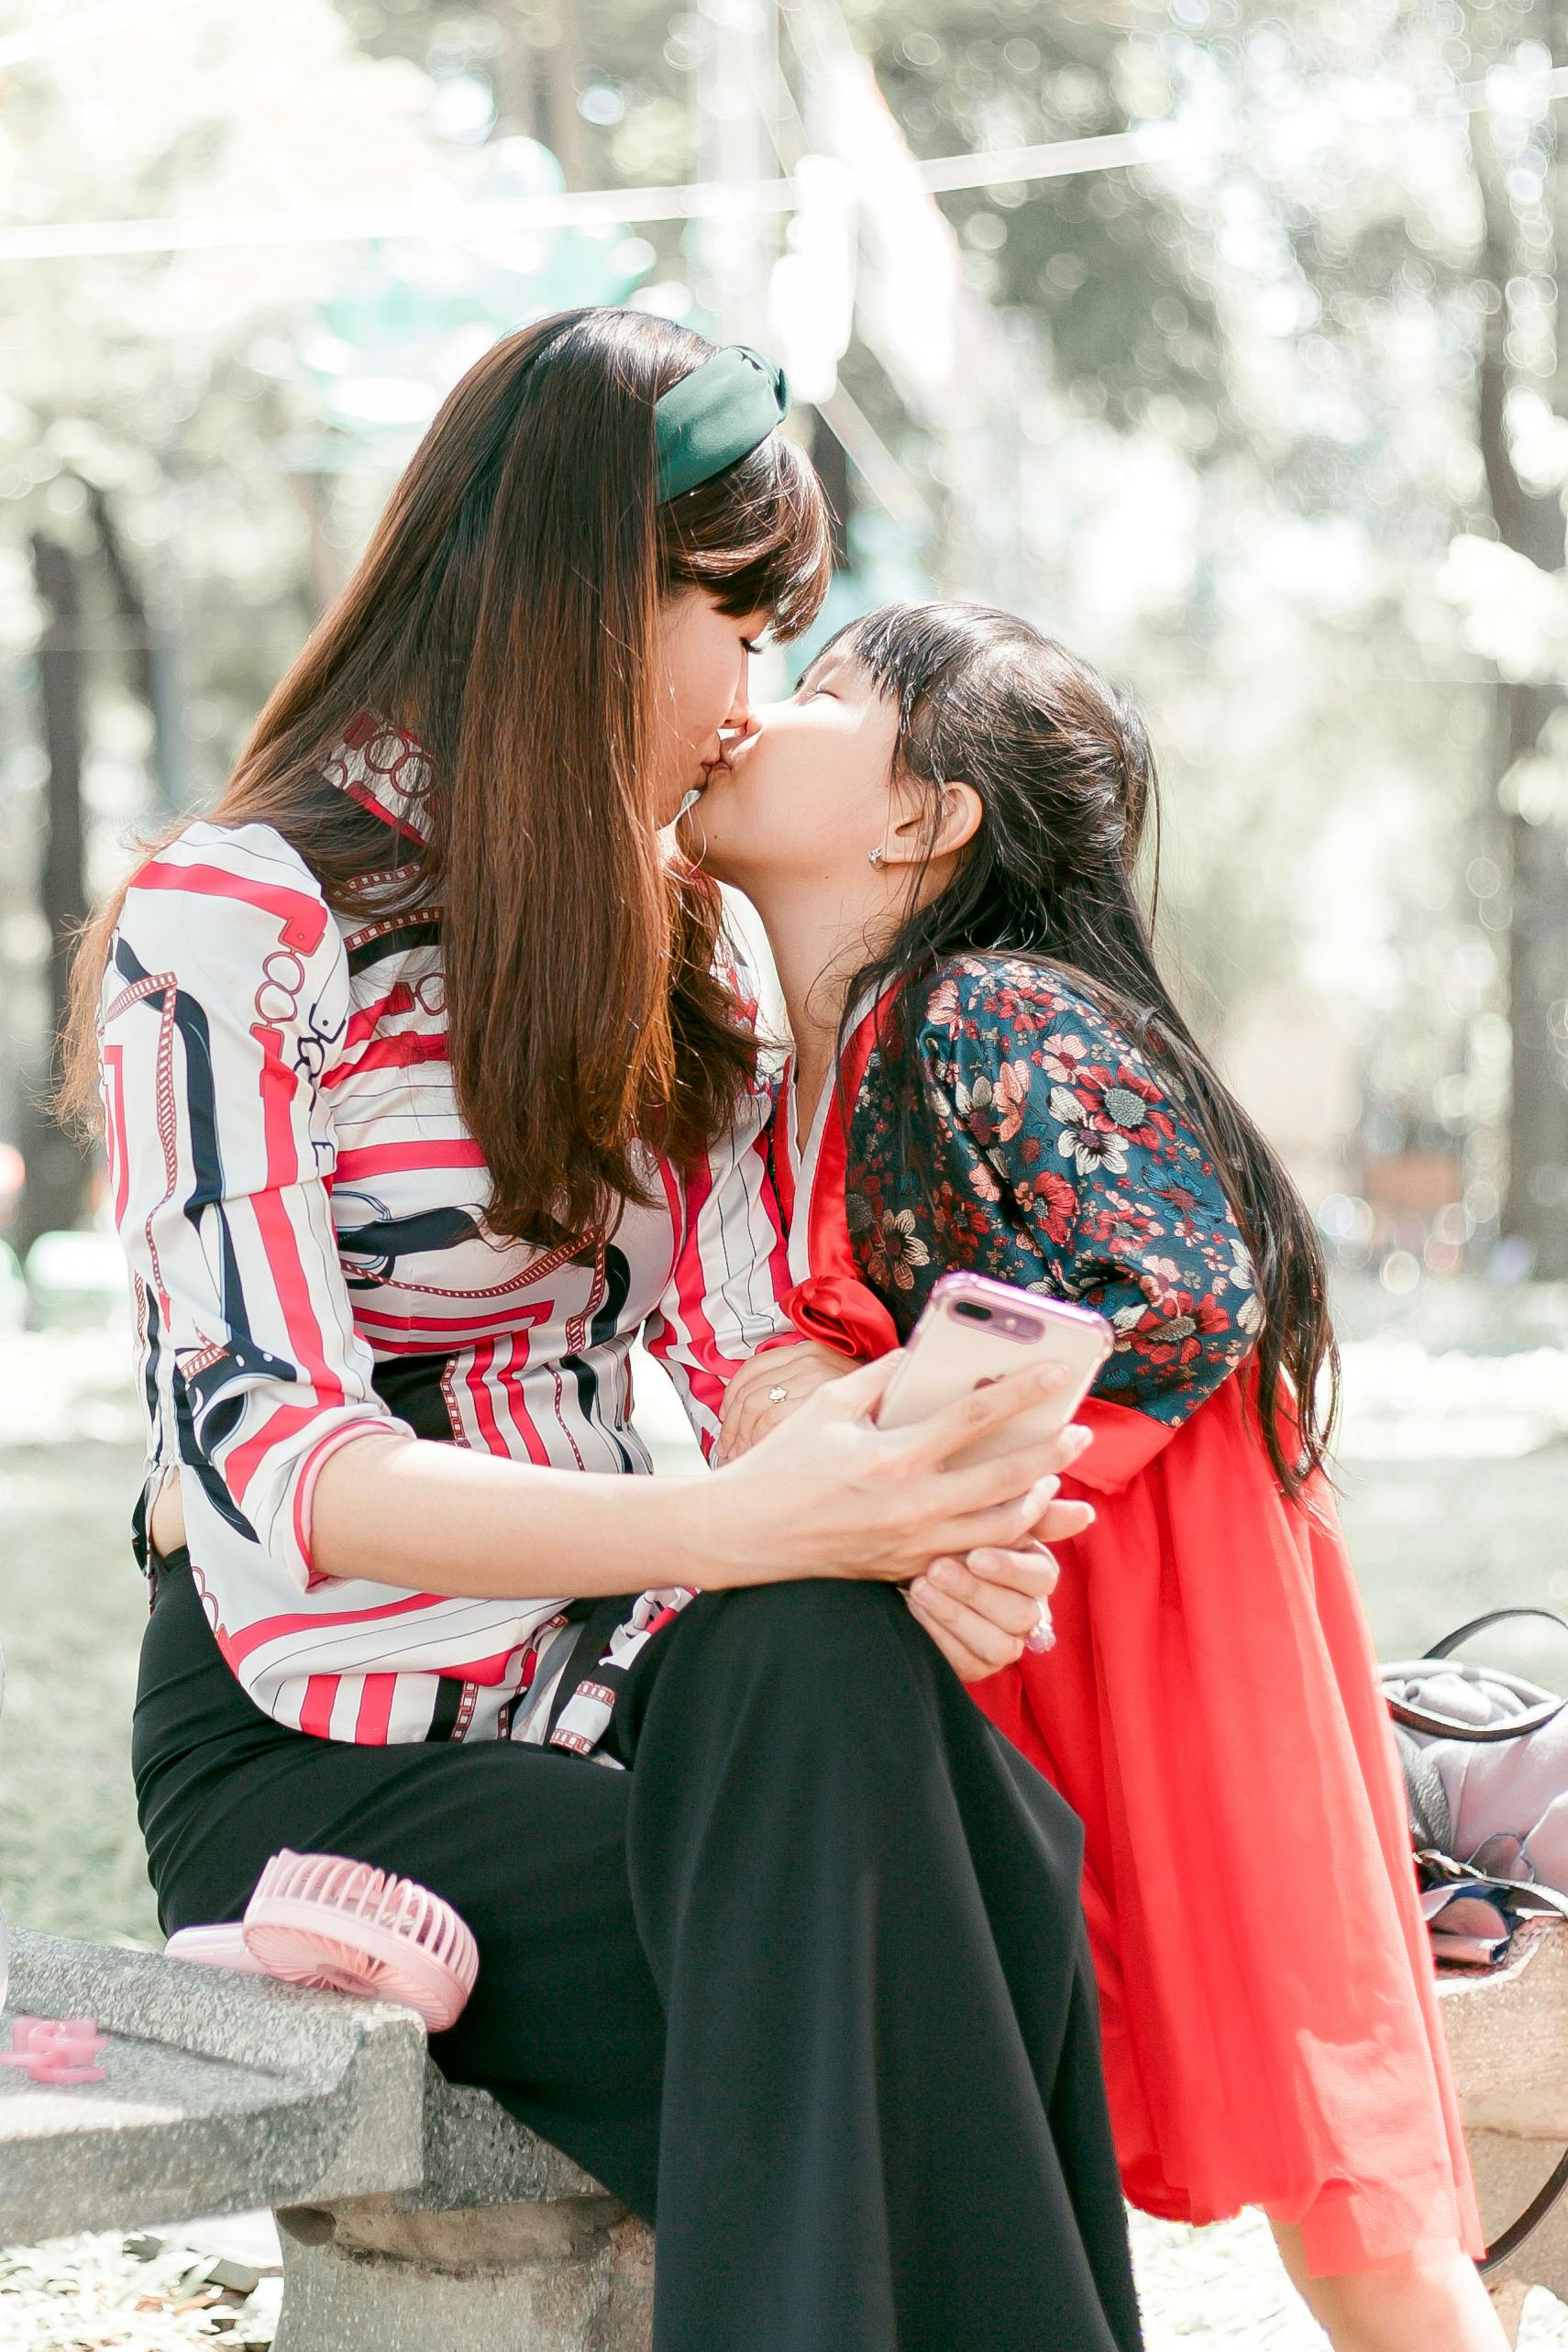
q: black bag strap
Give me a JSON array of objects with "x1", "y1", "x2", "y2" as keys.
[
  {"x1": 1482, "y1": 2144, "x2": 1568, "y2": 2274},
  {"x1": 1387, "y1": 1608, "x2": 1568, "y2": 1744},
  {"x1": 1387, "y1": 1693, "x2": 1568, "y2": 1742},
  {"x1": 1427, "y1": 1607, "x2": 1568, "y2": 1660}
]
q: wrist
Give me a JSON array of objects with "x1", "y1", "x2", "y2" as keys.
[
  {"x1": 646, "y1": 1470, "x2": 730, "y2": 1589},
  {"x1": 652, "y1": 1464, "x2": 783, "y2": 1592}
]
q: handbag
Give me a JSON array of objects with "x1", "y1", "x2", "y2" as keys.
[
  {"x1": 1383, "y1": 1607, "x2": 1568, "y2": 1928},
  {"x1": 1382, "y1": 1607, "x2": 1568, "y2": 2272}
]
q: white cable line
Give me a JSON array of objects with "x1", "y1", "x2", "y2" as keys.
[
  {"x1": 921, "y1": 124, "x2": 1183, "y2": 192},
  {"x1": 0, "y1": 178, "x2": 796, "y2": 261},
  {"x1": 0, "y1": 125, "x2": 1184, "y2": 265},
  {"x1": 0, "y1": 56, "x2": 1558, "y2": 266},
  {"x1": 0, "y1": 0, "x2": 207, "y2": 72},
  {"x1": 1459, "y1": 63, "x2": 1568, "y2": 110}
]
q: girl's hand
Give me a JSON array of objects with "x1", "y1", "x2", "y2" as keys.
[
  {"x1": 681, "y1": 1353, "x2": 1093, "y2": 1591},
  {"x1": 715, "y1": 1342, "x2": 861, "y2": 1463},
  {"x1": 906, "y1": 1519, "x2": 1091, "y2": 1682}
]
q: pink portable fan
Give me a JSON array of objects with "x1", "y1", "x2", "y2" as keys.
[{"x1": 165, "y1": 1849, "x2": 478, "y2": 2033}]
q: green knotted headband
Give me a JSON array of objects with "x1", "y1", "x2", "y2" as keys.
[{"x1": 654, "y1": 344, "x2": 790, "y2": 503}]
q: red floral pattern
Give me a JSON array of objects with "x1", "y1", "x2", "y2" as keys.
[{"x1": 845, "y1": 955, "x2": 1262, "y2": 1425}]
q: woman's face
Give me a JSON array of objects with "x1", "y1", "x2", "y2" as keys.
[
  {"x1": 649, "y1": 591, "x2": 774, "y2": 827},
  {"x1": 682, "y1": 643, "x2": 902, "y2": 889}
]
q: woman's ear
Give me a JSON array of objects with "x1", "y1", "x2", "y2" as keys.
[{"x1": 889, "y1": 780, "x2": 983, "y2": 866}]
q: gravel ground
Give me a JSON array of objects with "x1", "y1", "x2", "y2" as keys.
[
  {"x1": 5, "y1": 1278, "x2": 1568, "y2": 2346},
  {"x1": 6, "y1": 2208, "x2": 1568, "y2": 2348},
  {"x1": 0, "y1": 2221, "x2": 283, "y2": 2351}
]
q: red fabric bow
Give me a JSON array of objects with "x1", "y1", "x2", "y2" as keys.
[{"x1": 780, "y1": 1270, "x2": 900, "y2": 1363}]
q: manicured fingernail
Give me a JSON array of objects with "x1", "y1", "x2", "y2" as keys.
[
  {"x1": 1026, "y1": 1623, "x2": 1056, "y2": 1654},
  {"x1": 1062, "y1": 1425, "x2": 1092, "y2": 1460},
  {"x1": 931, "y1": 1559, "x2": 964, "y2": 1593}
]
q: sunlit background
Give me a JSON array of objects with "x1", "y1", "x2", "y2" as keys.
[
  {"x1": 7, "y1": 0, "x2": 1568, "y2": 1932},
  {"x1": 7, "y1": 4, "x2": 1568, "y2": 2338}
]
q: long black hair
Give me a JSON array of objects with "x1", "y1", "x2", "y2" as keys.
[{"x1": 832, "y1": 599, "x2": 1338, "y2": 1493}]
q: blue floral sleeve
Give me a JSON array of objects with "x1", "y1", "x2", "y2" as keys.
[{"x1": 898, "y1": 956, "x2": 1262, "y2": 1426}]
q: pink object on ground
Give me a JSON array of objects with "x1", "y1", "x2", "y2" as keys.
[
  {"x1": 166, "y1": 1849, "x2": 478, "y2": 2033},
  {"x1": 0, "y1": 2015, "x2": 108, "y2": 2083}
]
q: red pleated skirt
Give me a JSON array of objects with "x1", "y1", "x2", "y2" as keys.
[{"x1": 971, "y1": 1375, "x2": 1484, "y2": 2278}]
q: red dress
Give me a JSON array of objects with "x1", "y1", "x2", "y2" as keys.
[{"x1": 774, "y1": 958, "x2": 1482, "y2": 2278}]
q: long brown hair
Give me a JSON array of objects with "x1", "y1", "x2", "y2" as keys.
[
  {"x1": 834, "y1": 601, "x2": 1338, "y2": 1494},
  {"x1": 61, "y1": 307, "x2": 832, "y2": 1244}
]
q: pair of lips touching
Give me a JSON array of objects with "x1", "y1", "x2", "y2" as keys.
[{"x1": 679, "y1": 720, "x2": 753, "y2": 818}]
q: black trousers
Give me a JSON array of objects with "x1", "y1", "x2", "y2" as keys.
[{"x1": 135, "y1": 1561, "x2": 1143, "y2": 2352}]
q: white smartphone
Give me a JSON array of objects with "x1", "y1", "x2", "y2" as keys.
[{"x1": 876, "y1": 1271, "x2": 1113, "y2": 1469}]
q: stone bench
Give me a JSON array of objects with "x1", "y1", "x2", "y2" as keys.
[
  {"x1": 1439, "y1": 1917, "x2": 1568, "y2": 2344},
  {"x1": 0, "y1": 1929, "x2": 653, "y2": 2352},
  {"x1": 9, "y1": 1919, "x2": 1568, "y2": 2347}
]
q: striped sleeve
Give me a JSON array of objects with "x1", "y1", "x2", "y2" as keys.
[
  {"x1": 642, "y1": 1076, "x2": 798, "y2": 1457},
  {"x1": 101, "y1": 823, "x2": 408, "y2": 1590}
]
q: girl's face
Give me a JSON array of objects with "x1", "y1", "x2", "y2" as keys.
[
  {"x1": 682, "y1": 642, "x2": 903, "y2": 888},
  {"x1": 649, "y1": 591, "x2": 774, "y2": 826}
]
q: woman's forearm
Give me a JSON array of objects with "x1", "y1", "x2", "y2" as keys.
[
  {"x1": 308, "y1": 1356, "x2": 1094, "y2": 1607},
  {"x1": 310, "y1": 1430, "x2": 707, "y2": 1597}
]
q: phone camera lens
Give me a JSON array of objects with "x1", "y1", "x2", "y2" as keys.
[{"x1": 953, "y1": 1300, "x2": 992, "y2": 1322}]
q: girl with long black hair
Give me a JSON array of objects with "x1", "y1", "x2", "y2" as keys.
[{"x1": 694, "y1": 600, "x2": 1504, "y2": 2352}]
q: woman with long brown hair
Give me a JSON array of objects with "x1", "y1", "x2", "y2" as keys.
[{"x1": 62, "y1": 316, "x2": 1143, "y2": 2351}]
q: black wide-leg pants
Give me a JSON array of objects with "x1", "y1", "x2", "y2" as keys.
[{"x1": 135, "y1": 1562, "x2": 1143, "y2": 2352}]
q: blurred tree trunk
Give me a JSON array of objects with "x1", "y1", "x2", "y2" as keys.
[
  {"x1": 17, "y1": 532, "x2": 92, "y2": 1252},
  {"x1": 1474, "y1": 97, "x2": 1568, "y2": 1270},
  {"x1": 86, "y1": 480, "x2": 182, "y2": 812},
  {"x1": 287, "y1": 469, "x2": 345, "y2": 620},
  {"x1": 808, "y1": 409, "x2": 851, "y2": 572},
  {"x1": 536, "y1": 0, "x2": 585, "y2": 187},
  {"x1": 489, "y1": 2, "x2": 536, "y2": 140}
]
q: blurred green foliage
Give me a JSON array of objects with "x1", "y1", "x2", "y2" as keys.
[{"x1": 2, "y1": 0, "x2": 1568, "y2": 1257}]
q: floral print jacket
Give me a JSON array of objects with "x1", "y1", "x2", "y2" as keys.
[{"x1": 842, "y1": 955, "x2": 1263, "y2": 1427}]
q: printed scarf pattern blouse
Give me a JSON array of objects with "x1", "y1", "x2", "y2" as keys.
[{"x1": 100, "y1": 723, "x2": 793, "y2": 1751}]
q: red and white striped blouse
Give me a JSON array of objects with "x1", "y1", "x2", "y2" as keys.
[{"x1": 100, "y1": 722, "x2": 795, "y2": 1751}]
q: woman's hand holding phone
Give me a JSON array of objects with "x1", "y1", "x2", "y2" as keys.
[
  {"x1": 684, "y1": 1352, "x2": 1096, "y2": 1676},
  {"x1": 706, "y1": 1275, "x2": 1103, "y2": 1677}
]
